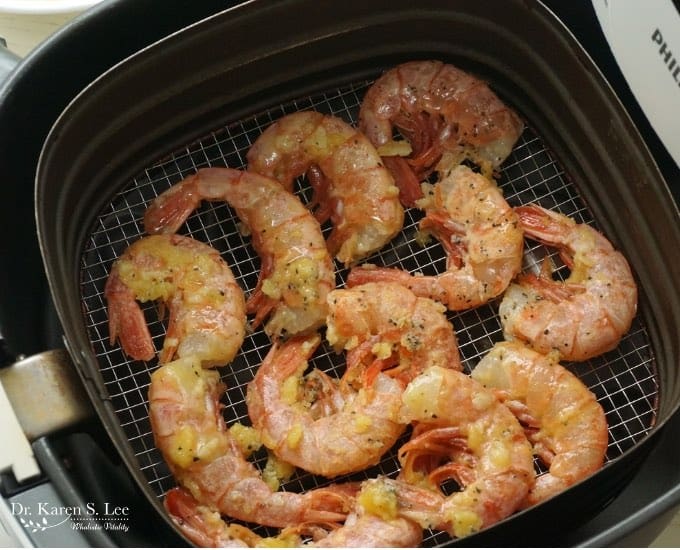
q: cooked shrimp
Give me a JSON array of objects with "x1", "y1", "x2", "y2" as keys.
[
  {"x1": 143, "y1": 167, "x2": 335, "y2": 340},
  {"x1": 388, "y1": 366, "x2": 535, "y2": 538},
  {"x1": 164, "y1": 488, "x2": 259, "y2": 548},
  {"x1": 164, "y1": 481, "x2": 423, "y2": 548},
  {"x1": 246, "y1": 110, "x2": 404, "y2": 266},
  {"x1": 246, "y1": 282, "x2": 460, "y2": 478},
  {"x1": 312, "y1": 478, "x2": 423, "y2": 548},
  {"x1": 246, "y1": 333, "x2": 406, "y2": 478},
  {"x1": 104, "y1": 234, "x2": 246, "y2": 366},
  {"x1": 471, "y1": 341, "x2": 608, "y2": 507},
  {"x1": 499, "y1": 203, "x2": 638, "y2": 361},
  {"x1": 359, "y1": 60, "x2": 524, "y2": 206},
  {"x1": 325, "y1": 282, "x2": 462, "y2": 386},
  {"x1": 348, "y1": 165, "x2": 524, "y2": 311},
  {"x1": 148, "y1": 356, "x2": 353, "y2": 530}
]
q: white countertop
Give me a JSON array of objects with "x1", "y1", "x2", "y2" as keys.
[
  {"x1": 1, "y1": 8, "x2": 679, "y2": 549},
  {"x1": 0, "y1": 10, "x2": 81, "y2": 57}
]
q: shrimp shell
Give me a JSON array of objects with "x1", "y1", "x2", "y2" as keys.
[
  {"x1": 247, "y1": 282, "x2": 460, "y2": 478},
  {"x1": 359, "y1": 60, "x2": 524, "y2": 206},
  {"x1": 104, "y1": 234, "x2": 246, "y2": 367},
  {"x1": 143, "y1": 167, "x2": 335, "y2": 340},
  {"x1": 369, "y1": 366, "x2": 534, "y2": 539},
  {"x1": 499, "y1": 203, "x2": 638, "y2": 361},
  {"x1": 348, "y1": 165, "x2": 524, "y2": 311},
  {"x1": 164, "y1": 482, "x2": 423, "y2": 548},
  {"x1": 247, "y1": 110, "x2": 404, "y2": 266},
  {"x1": 148, "y1": 356, "x2": 353, "y2": 530},
  {"x1": 471, "y1": 341, "x2": 609, "y2": 507},
  {"x1": 246, "y1": 333, "x2": 406, "y2": 478},
  {"x1": 326, "y1": 282, "x2": 462, "y2": 383}
]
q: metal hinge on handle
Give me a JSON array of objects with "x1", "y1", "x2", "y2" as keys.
[{"x1": 0, "y1": 350, "x2": 94, "y2": 485}]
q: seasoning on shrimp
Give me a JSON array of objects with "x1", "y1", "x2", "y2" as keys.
[
  {"x1": 348, "y1": 165, "x2": 524, "y2": 311},
  {"x1": 143, "y1": 167, "x2": 335, "y2": 340},
  {"x1": 499, "y1": 203, "x2": 638, "y2": 361},
  {"x1": 359, "y1": 60, "x2": 524, "y2": 207},
  {"x1": 164, "y1": 480, "x2": 423, "y2": 548},
  {"x1": 325, "y1": 282, "x2": 462, "y2": 386},
  {"x1": 104, "y1": 234, "x2": 246, "y2": 367},
  {"x1": 362, "y1": 366, "x2": 534, "y2": 539},
  {"x1": 471, "y1": 340, "x2": 609, "y2": 507},
  {"x1": 148, "y1": 356, "x2": 354, "y2": 531},
  {"x1": 246, "y1": 282, "x2": 461, "y2": 478},
  {"x1": 246, "y1": 110, "x2": 404, "y2": 266}
]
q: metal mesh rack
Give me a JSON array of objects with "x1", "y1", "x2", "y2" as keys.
[{"x1": 79, "y1": 78, "x2": 658, "y2": 546}]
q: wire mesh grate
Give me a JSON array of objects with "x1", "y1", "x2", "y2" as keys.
[{"x1": 79, "y1": 78, "x2": 658, "y2": 546}]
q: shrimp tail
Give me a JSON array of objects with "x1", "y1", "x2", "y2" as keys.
[
  {"x1": 164, "y1": 487, "x2": 257, "y2": 548},
  {"x1": 514, "y1": 203, "x2": 572, "y2": 245},
  {"x1": 144, "y1": 174, "x2": 202, "y2": 234},
  {"x1": 104, "y1": 272, "x2": 155, "y2": 362}
]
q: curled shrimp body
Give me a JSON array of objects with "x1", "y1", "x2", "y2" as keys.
[
  {"x1": 348, "y1": 165, "x2": 523, "y2": 311},
  {"x1": 246, "y1": 110, "x2": 404, "y2": 266},
  {"x1": 164, "y1": 481, "x2": 423, "y2": 548},
  {"x1": 149, "y1": 356, "x2": 352, "y2": 530},
  {"x1": 143, "y1": 167, "x2": 335, "y2": 340},
  {"x1": 246, "y1": 333, "x2": 406, "y2": 478},
  {"x1": 325, "y1": 282, "x2": 462, "y2": 385},
  {"x1": 104, "y1": 234, "x2": 246, "y2": 366},
  {"x1": 471, "y1": 341, "x2": 608, "y2": 507},
  {"x1": 359, "y1": 60, "x2": 524, "y2": 207},
  {"x1": 499, "y1": 203, "x2": 638, "y2": 361},
  {"x1": 247, "y1": 281, "x2": 459, "y2": 478},
  {"x1": 387, "y1": 366, "x2": 534, "y2": 539}
]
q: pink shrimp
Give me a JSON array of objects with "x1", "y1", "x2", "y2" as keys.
[
  {"x1": 499, "y1": 203, "x2": 638, "y2": 361},
  {"x1": 246, "y1": 110, "x2": 404, "y2": 266},
  {"x1": 148, "y1": 356, "x2": 353, "y2": 530},
  {"x1": 359, "y1": 60, "x2": 524, "y2": 207},
  {"x1": 381, "y1": 366, "x2": 534, "y2": 539},
  {"x1": 246, "y1": 333, "x2": 405, "y2": 478},
  {"x1": 104, "y1": 234, "x2": 246, "y2": 366},
  {"x1": 471, "y1": 340, "x2": 609, "y2": 507},
  {"x1": 164, "y1": 482, "x2": 423, "y2": 548},
  {"x1": 348, "y1": 165, "x2": 523, "y2": 311},
  {"x1": 143, "y1": 167, "x2": 335, "y2": 340},
  {"x1": 325, "y1": 282, "x2": 462, "y2": 386},
  {"x1": 247, "y1": 282, "x2": 460, "y2": 478}
]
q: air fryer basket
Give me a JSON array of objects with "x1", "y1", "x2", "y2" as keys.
[{"x1": 36, "y1": 0, "x2": 680, "y2": 545}]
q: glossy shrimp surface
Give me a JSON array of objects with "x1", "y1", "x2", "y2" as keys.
[
  {"x1": 325, "y1": 282, "x2": 462, "y2": 385},
  {"x1": 164, "y1": 480, "x2": 422, "y2": 548},
  {"x1": 499, "y1": 203, "x2": 638, "y2": 361},
  {"x1": 143, "y1": 167, "x2": 335, "y2": 340},
  {"x1": 246, "y1": 333, "x2": 405, "y2": 478},
  {"x1": 348, "y1": 165, "x2": 524, "y2": 311},
  {"x1": 104, "y1": 234, "x2": 246, "y2": 366},
  {"x1": 148, "y1": 356, "x2": 352, "y2": 530},
  {"x1": 247, "y1": 281, "x2": 460, "y2": 478},
  {"x1": 471, "y1": 341, "x2": 609, "y2": 507},
  {"x1": 375, "y1": 366, "x2": 534, "y2": 539},
  {"x1": 247, "y1": 110, "x2": 404, "y2": 266},
  {"x1": 359, "y1": 60, "x2": 524, "y2": 206}
]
